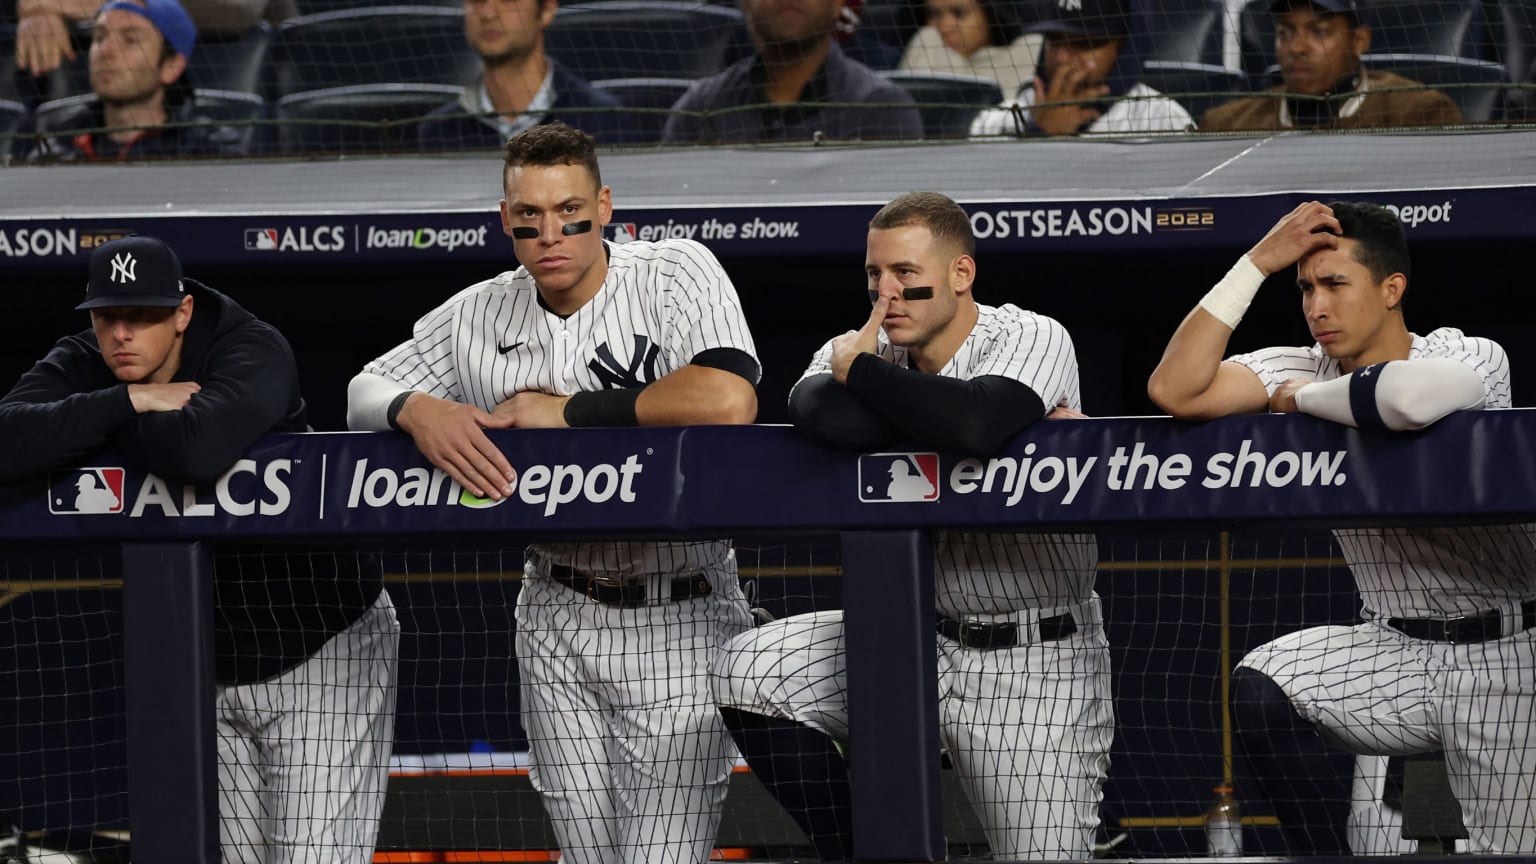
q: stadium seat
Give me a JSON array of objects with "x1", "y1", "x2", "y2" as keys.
[
  {"x1": 1359, "y1": 53, "x2": 1503, "y2": 120},
  {"x1": 273, "y1": 7, "x2": 478, "y2": 97},
  {"x1": 275, "y1": 82, "x2": 462, "y2": 154},
  {"x1": 1509, "y1": 56, "x2": 1536, "y2": 118},
  {"x1": 1138, "y1": 60, "x2": 1249, "y2": 121},
  {"x1": 0, "y1": 98, "x2": 28, "y2": 162},
  {"x1": 879, "y1": 70, "x2": 1002, "y2": 139},
  {"x1": 1240, "y1": 0, "x2": 1487, "y2": 86},
  {"x1": 34, "y1": 88, "x2": 268, "y2": 153},
  {"x1": 589, "y1": 77, "x2": 693, "y2": 144},
  {"x1": 1145, "y1": 0, "x2": 1227, "y2": 66},
  {"x1": 1493, "y1": 0, "x2": 1536, "y2": 84},
  {"x1": 544, "y1": 2, "x2": 748, "y2": 81},
  {"x1": 189, "y1": 21, "x2": 271, "y2": 95}
]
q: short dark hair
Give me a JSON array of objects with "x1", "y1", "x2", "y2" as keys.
[
  {"x1": 1329, "y1": 200, "x2": 1409, "y2": 284},
  {"x1": 503, "y1": 122, "x2": 602, "y2": 189},
  {"x1": 869, "y1": 191, "x2": 975, "y2": 258}
]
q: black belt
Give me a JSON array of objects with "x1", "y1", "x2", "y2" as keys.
[
  {"x1": 548, "y1": 563, "x2": 712, "y2": 608},
  {"x1": 1387, "y1": 599, "x2": 1536, "y2": 644},
  {"x1": 936, "y1": 613, "x2": 1077, "y2": 650}
]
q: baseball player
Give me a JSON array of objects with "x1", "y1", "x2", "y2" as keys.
[
  {"x1": 0, "y1": 236, "x2": 400, "y2": 864},
  {"x1": 1148, "y1": 200, "x2": 1536, "y2": 854},
  {"x1": 710, "y1": 191, "x2": 1113, "y2": 860},
  {"x1": 345, "y1": 123, "x2": 761, "y2": 864}
]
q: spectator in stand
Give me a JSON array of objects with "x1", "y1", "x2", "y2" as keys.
[
  {"x1": 1200, "y1": 0, "x2": 1460, "y2": 131},
  {"x1": 28, "y1": 0, "x2": 246, "y2": 160},
  {"x1": 417, "y1": 0, "x2": 638, "y2": 150},
  {"x1": 13, "y1": 0, "x2": 295, "y2": 77},
  {"x1": 899, "y1": 0, "x2": 1041, "y2": 107},
  {"x1": 968, "y1": 0, "x2": 1191, "y2": 137},
  {"x1": 661, "y1": 0, "x2": 922, "y2": 143}
]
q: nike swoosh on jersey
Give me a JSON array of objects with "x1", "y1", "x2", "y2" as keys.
[{"x1": 498, "y1": 341, "x2": 524, "y2": 354}]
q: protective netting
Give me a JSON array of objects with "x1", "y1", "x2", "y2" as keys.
[{"x1": 2, "y1": 0, "x2": 1533, "y2": 160}]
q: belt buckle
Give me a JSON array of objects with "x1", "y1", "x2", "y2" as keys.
[
  {"x1": 1442, "y1": 614, "x2": 1468, "y2": 642},
  {"x1": 588, "y1": 574, "x2": 626, "y2": 604},
  {"x1": 961, "y1": 621, "x2": 989, "y2": 646}
]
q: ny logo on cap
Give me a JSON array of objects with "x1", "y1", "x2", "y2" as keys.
[
  {"x1": 1058, "y1": 0, "x2": 1082, "y2": 9},
  {"x1": 109, "y1": 252, "x2": 137, "y2": 284}
]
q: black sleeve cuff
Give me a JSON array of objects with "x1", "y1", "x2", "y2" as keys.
[
  {"x1": 564, "y1": 388, "x2": 642, "y2": 427},
  {"x1": 386, "y1": 391, "x2": 414, "y2": 432},
  {"x1": 691, "y1": 347, "x2": 761, "y2": 386}
]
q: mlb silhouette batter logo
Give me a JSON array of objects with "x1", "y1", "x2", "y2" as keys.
[
  {"x1": 858, "y1": 453, "x2": 940, "y2": 503},
  {"x1": 48, "y1": 467, "x2": 126, "y2": 514},
  {"x1": 606, "y1": 223, "x2": 638, "y2": 244}
]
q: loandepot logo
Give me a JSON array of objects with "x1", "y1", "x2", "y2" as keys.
[
  {"x1": 365, "y1": 225, "x2": 488, "y2": 252},
  {"x1": 346, "y1": 455, "x2": 645, "y2": 517},
  {"x1": 858, "y1": 452, "x2": 941, "y2": 503}
]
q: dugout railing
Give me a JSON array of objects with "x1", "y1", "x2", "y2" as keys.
[{"x1": 2, "y1": 413, "x2": 1533, "y2": 863}]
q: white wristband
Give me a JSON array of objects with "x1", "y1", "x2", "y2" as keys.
[{"x1": 1197, "y1": 255, "x2": 1265, "y2": 330}]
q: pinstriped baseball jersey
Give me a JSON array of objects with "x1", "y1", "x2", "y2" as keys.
[
  {"x1": 362, "y1": 237, "x2": 759, "y2": 576},
  {"x1": 798, "y1": 302, "x2": 1095, "y2": 614},
  {"x1": 1228, "y1": 328, "x2": 1536, "y2": 618}
]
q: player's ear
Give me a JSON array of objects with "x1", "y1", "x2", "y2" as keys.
[
  {"x1": 597, "y1": 186, "x2": 613, "y2": 228},
  {"x1": 498, "y1": 199, "x2": 515, "y2": 238},
  {"x1": 174, "y1": 293, "x2": 194, "y2": 334},
  {"x1": 1383, "y1": 272, "x2": 1406, "y2": 312},
  {"x1": 950, "y1": 254, "x2": 976, "y2": 296}
]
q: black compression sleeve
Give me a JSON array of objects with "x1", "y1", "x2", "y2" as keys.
[
  {"x1": 843, "y1": 353, "x2": 1046, "y2": 454},
  {"x1": 691, "y1": 347, "x2": 761, "y2": 385},
  {"x1": 788, "y1": 374, "x2": 901, "y2": 450}
]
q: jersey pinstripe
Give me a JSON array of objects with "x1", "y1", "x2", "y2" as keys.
[
  {"x1": 797, "y1": 302, "x2": 1095, "y2": 614},
  {"x1": 363, "y1": 238, "x2": 759, "y2": 576},
  {"x1": 1228, "y1": 328, "x2": 1535, "y2": 617}
]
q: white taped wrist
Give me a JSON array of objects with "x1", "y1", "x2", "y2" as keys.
[{"x1": 1197, "y1": 255, "x2": 1265, "y2": 329}]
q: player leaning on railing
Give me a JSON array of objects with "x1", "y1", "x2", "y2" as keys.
[
  {"x1": 0, "y1": 236, "x2": 401, "y2": 864},
  {"x1": 1149, "y1": 200, "x2": 1535, "y2": 853},
  {"x1": 347, "y1": 122, "x2": 761, "y2": 864},
  {"x1": 711, "y1": 191, "x2": 1113, "y2": 861}
]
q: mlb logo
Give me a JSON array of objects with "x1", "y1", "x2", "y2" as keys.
[
  {"x1": 49, "y1": 467, "x2": 126, "y2": 515},
  {"x1": 244, "y1": 228, "x2": 279, "y2": 251},
  {"x1": 858, "y1": 453, "x2": 940, "y2": 503},
  {"x1": 607, "y1": 223, "x2": 638, "y2": 244}
]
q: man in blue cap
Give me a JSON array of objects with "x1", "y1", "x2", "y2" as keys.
[
  {"x1": 28, "y1": 0, "x2": 246, "y2": 160},
  {"x1": 1201, "y1": 0, "x2": 1461, "y2": 130},
  {"x1": 0, "y1": 236, "x2": 400, "y2": 864}
]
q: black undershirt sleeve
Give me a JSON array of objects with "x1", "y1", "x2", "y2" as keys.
[
  {"x1": 691, "y1": 347, "x2": 761, "y2": 386},
  {"x1": 843, "y1": 353, "x2": 1047, "y2": 455},
  {"x1": 788, "y1": 374, "x2": 902, "y2": 450}
]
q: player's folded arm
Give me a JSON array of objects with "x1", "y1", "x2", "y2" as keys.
[
  {"x1": 572, "y1": 347, "x2": 760, "y2": 427},
  {"x1": 787, "y1": 373, "x2": 901, "y2": 451},
  {"x1": 114, "y1": 330, "x2": 303, "y2": 486},
  {"x1": 1294, "y1": 357, "x2": 1488, "y2": 431},
  {"x1": 844, "y1": 354, "x2": 1047, "y2": 456},
  {"x1": 0, "y1": 348, "x2": 139, "y2": 484}
]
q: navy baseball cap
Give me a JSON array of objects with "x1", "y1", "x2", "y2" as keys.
[
  {"x1": 1269, "y1": 0, "x2": 1360, "y2": 14},
  {"x1": 77, "y1": 236, "x2": 188, "y2": 310},
  {"x1": 1027, "y1": 0, "x2": 1130, "y2": 38},
  {"x1": 99, "y1": 0, "x2": 197, "y2": 60}
]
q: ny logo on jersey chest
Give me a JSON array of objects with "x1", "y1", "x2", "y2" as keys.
[{"x1": 589, "y1": 334, "x2": 662, "y2": 389}]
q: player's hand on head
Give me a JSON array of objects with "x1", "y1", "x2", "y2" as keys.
[
  {"x1": 830, "y1": 296, "x2": 889, "y2": 384},
  {"x1": 492, "y1": 391, "x2": 572, "y2": 429},
  {"x1": 127, "y1": 381, "x2": 201, "y2": 413},
  {"x1": 1247, "y1": 201, "x2": 1342, "y2": 276},
  {"x1": 395, "y1": 392, "x2": 518, "y2": 499},
  {"x1": 1268, "y1": 379, "x2": 1309, "y2": 414}
]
